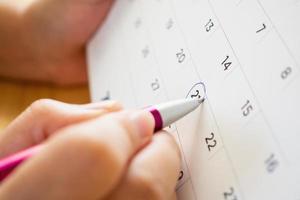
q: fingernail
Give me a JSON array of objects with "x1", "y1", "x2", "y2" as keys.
[
  {"x1": 130, "y1": 111, "x2": 155, "y2": 143},
  {"x1": 83, "y1": 101, "x2": 122, "y2": 111}
]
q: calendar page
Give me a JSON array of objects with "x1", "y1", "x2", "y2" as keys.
[{"x1": 87, "y1": 0, "x2": 300, "y2": 199}]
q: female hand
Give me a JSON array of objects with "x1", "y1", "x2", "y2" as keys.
[
  {"x1": 0, "y1": 99, "x2": 181, "y2": 200},
  {"x1": 0, "y1": 0, "x2": 114, "y2": 85}
]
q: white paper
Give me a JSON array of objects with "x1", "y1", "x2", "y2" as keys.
[{"x1": 87, "y1": 0, "x2": 300, "y2": 199}]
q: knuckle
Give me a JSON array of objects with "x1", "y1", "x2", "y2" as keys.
[
  {"x1": 112, "y1": 112, "x2": 137, "y2": 144},
  {"x1": 131, "y1": 173, "x2": 165, "y2": 200},
  {"x1": 102, "y1": 100, "x2": 124, "y2": 110},
  {"x1": 117, "y1": 113, "x2": 136, "y2": 133},
  {"x1": 158, "y1": 132, "x2": 182, "y2": 161},
  {"x1": 58, "y1": 129, "x2": 124, "y2": 176},
  {"x1": 97, "y1": 113, "x2": 137, "y2": 150},
  {"x1": 28, "y1": 99, "x2": 57, "y2": 116}
]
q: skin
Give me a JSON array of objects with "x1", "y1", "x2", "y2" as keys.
[
  {"x1": 0, "y1": 0, "x2": 181, "y2": 198},
  {"x1": 0, "y1": 0, "x2": 114, "y2": 85},
  {"x1": 0, "y1": 100, "x2": 181, "y2": 200}
]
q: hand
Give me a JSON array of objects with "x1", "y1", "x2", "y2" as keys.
[
  {"x1": 0, "y1": 99, "x2": 181, "y2": 200},
  {"x1": 0, "y1": 0, "x2": 114, "y2": 85}
]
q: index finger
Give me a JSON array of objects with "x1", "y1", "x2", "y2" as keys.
[
  {"x1": 0, "y1": 100, "x2": 122, "y2": 158},
  {"x1": 0, "y1": 110, "x2": 154, "y2": 200}
]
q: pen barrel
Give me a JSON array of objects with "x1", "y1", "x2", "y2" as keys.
[
  {"x1": 0, "y1": 145, "x2": 42, "y2": 182},
  {"x1": 148, "y1": 98, "x2": 203, "y2": 132}
]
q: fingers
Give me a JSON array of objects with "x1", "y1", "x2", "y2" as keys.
[
  {"x1": 0, "y1": 110, "x2": 154, "y2": 200},
  {"x1": 107, "y1": 132, "x2": 181, "y2": 200},
  {"x1": 0, "y1": 99, "x2": 122, "y2": 157}
]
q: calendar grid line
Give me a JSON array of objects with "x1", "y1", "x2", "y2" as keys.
[
  {"x1": 168, "y1": 1, "x2": 246, "y2": 199},
  {"x1": 207, "y1": 0, "x2": 289, "y2": 165},
  {"x1": 256, "y1": 0, "x2": 300, "y2": 70},
  {"x1": 143, "y1": 24, "x2": 196, "y2": 197},
  {"x1": 138, "y1": 3, "x2": 197, "y2": 197},
  {"x1": 88, "y1": 1, "x2": 300, "y2": 198}
]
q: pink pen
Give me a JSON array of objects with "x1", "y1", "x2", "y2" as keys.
[{"x1": 0, "y1": 97, "x2": 205, "y2": 182}]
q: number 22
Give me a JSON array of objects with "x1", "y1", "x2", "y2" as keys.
[
  {"x1": 205, "y1": 132, "x2": 217, "y2": 152},
  {"x1": 224, "y1": 187, "x2": 238, "y2": 200}
]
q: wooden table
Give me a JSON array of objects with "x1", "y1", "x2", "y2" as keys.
[{"x1": 0, "y1": 80, "x2": 90, "y2": 130}]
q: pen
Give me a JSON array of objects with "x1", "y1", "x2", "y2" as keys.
[{"x1": 0, "y1": 97, "x2": 205, "y2": 182}]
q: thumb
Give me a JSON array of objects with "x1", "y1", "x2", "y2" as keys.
[
  {"x1": 0, "y1": 110, "x2": 154, "y2": 200},
  {"x1": 0, "y1": 99, "x2": 122, "y2": 158}
]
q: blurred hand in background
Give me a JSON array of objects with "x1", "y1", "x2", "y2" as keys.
[{"x1": 0, "y1": 0, "x2": 114, "y2": 85}]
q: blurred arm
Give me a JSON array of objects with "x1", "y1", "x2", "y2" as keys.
[{"x1": 0, "y1": 1, "x2": 39, "y2": 81}]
